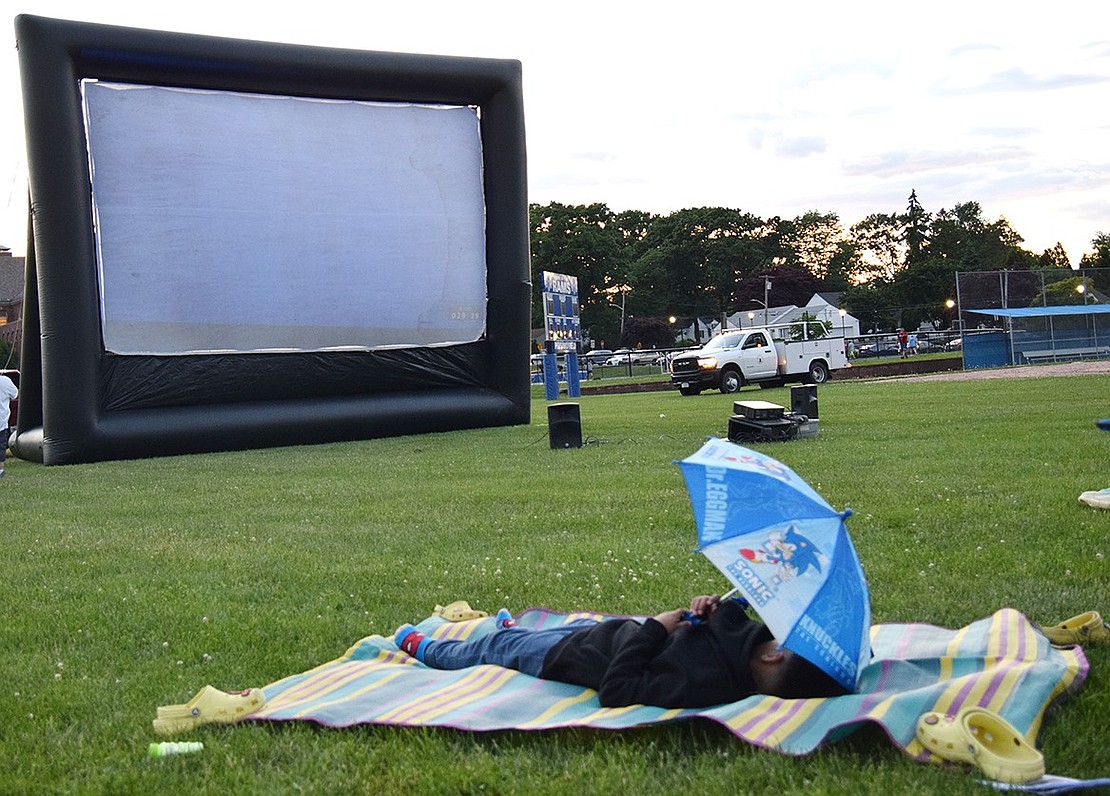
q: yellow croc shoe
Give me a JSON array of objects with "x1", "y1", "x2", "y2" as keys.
[
  {"x1": 1039, "y1": 611, "x2": 1110, "y2": 646},
  {"x1": 916, "y1": 706, "x2": 1044, "y2": 784},
  {"x1": 433, "y1": 601, "x2": 488, "y2": 622},
  {"x1": 153, "y1": 686, "x2": 266, "y2": 736}
]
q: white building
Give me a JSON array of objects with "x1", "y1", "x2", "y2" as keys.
[{"x1": 675, "y1": 293, "x2": 860, "y2": 343}]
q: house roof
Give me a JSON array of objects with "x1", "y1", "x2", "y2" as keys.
[
  {"x1": 812, "y1": 291, "x2": 843, "y2": 307},
  {"x1": 0, "y1": 255, "x2": 25, "y2": 304}
]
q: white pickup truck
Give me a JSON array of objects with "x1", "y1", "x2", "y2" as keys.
[{"x1": 669, "y1": 326, "x2": 848, "y2": 395}]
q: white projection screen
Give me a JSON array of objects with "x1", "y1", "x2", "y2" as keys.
[
  {"x1": 84, "y1": 82, "x2": 489, "y2": 355},
  {"x1": 13, "y1": 15, "x2": 531, "y2": 465}
]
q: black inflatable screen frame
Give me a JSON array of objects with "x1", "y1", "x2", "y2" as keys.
[{"x1": 13, "y1": 15, "x2": 531, "y2": 465}]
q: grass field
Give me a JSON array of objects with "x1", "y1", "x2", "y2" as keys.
[{"x1": 2, "y1": 372, "x2": 1108, "y2": 794}]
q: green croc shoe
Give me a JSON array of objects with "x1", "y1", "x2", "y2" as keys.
[
  {"x1": 1039, "y1": 611, "x2": 1110, "y2": 646},
  {"x1": 917, "y1": 706, "x2": 1044, "y2": 784}
]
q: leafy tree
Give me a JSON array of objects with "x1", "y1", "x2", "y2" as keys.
[
  {"x1": 889, "y1": 256, "x2": 955, "y2": 330},
  {"x1": 620, "y1": 316, "x2": 675, "y2": 349},
  {"x1": 893, "y1": 200, "x2": 1041, "y2": 324},
  {"x1": 529, "y1": 201, "x2": 632, "y2": 337},
  {"x1": 822, "y1": 239, "x2": 858, "y2": 292},
  {"x1": 612, "y1": 209, "x2": 655, "y2": 258},
  {"x1": 924, "y1": 202, "x2": 1036, "y2": 272},
  {"x1": 525, "y1": 195, "x2": 1087, "y2": 343},
  {"x1": 1038, "y1": 242, "x2": 1072, "y2": 270},
  {"x1": 628, "y1": 207, "x2": 769, "y2": 320},
  {"x1": 903, "y1": 189, "x2": 929, "y2": 265},
  {"x1": 736, "y1": 262, "x2": 819, "y2": 312},
  {"x1": 849, "y1": 213, "x2": 905, "y2": 283},
  {"x1": 777, "y1": 211, "x2": 845, "y2": 280},
  {"x1": 1029, "y1": 275, "x2": 1104, "y2": 306},
  {"x1": 1079, "y1": 233, "x2": 1110, "y2": 269},
  {"x1": 840, "y1": 281, "x2": 899, "y2": 332}
]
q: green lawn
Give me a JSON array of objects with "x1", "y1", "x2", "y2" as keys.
[{"x1": 2, "y1": 373, "x2": 1108, "y2": 794}]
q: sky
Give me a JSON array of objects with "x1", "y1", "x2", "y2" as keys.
[{"x1": 3, "y1": 1, "x2": 1109, "y2": 265}]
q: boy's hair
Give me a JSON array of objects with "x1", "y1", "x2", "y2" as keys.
[{"x1": 771, "y1": 652, "x2": 852, "y2": 699}]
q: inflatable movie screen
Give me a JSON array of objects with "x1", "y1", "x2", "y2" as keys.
[{"x1": 13, "y1": 15, "x2": 530, "y2": 464}]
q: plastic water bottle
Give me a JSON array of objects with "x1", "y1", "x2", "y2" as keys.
[{"x1": 148, "y1": 741, "x2": 204, "y2": 757}]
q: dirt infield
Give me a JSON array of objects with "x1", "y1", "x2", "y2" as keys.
[{"x1": 890, "y1": 360, "x2": 1110, "y2": 383}]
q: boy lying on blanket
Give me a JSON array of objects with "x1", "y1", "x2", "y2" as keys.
[{"x1": 395, "y1": 593, "x2": 849, "y2": 709}]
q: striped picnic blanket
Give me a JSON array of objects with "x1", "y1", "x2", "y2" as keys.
[{"x1": 250, "y1": 607, "x2": 1087, "y2": 756}]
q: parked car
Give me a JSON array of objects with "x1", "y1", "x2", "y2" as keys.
[
  {"x1": 604, "y1": 349, "x2": 634, "y2": 366},
  {"x1": 583, "y1": 349, "x2": 613, "y2": 363},
  {"x1": 944, "y1": 338, "x2": 963, "y2": 350},
  {"x1": 629, "y1": 350, "x2": 660, "y2": 364},
  {"x1": 855, "y1": 342, "x2": 899, "y2": 358}
]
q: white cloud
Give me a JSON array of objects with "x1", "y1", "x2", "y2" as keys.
[
  {"x1": 774, "y1": 135, "x2": 828, "y2": 159},
  {"x1": 938, "y1": 67, "x2": 1110, "y2": 95},
  {"x1": 843, "y1": 147, "x2": 1031, "y2": 180}
]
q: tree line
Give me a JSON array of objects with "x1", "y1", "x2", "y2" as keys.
[{"x1": 530, "y1": 191, "x2": 1110, "y2": 349}]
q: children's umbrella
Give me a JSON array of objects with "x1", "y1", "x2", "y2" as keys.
[{"x1": 676, "y1": 436, "x2": 871, "y2": 691}]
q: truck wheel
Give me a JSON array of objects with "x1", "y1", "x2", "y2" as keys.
[
  {"x1": 808, "y1": 360, "x2": 830, "y2": 384},
  {"x1": 679, "y1": 387, "x2": 701, "y2": 396},
  {"x1": 719, "y1": 368, "x2": 744, "y2": 394}
]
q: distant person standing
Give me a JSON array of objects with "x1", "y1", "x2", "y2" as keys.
[
  {"x1": 907, "y1": 332, "x2": 919, "y2": 356},
  {"x1": 0, "y1": 371, "x2": 17, "y2": 479},
  {"x1": 897, "y1": 328, "x2": 909, "y2": 358}
]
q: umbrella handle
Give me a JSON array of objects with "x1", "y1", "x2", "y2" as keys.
[
  {"x1": 685, "y1": 589, "x2": 745, "y2": 625},
  {"x1": 720, "y1": 588, "x2": 750, "y2": 610}
]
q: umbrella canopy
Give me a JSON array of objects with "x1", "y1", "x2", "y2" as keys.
[{"x1": 676, "y1": 437, "x2": 871, "y2": 691}]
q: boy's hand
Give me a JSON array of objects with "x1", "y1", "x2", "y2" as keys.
[
  {"x1": 652, "y1": 608, "x2": 689, "y2": 633},
  {"x1": 688, "y1": 594, "x2": 720, "y2": 620}
]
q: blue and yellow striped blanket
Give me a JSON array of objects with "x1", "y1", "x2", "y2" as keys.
[{"x1": 251, "y1": 607, "x2": 1087, "y2": 757}]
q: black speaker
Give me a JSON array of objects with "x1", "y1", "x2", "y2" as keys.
[
  {"x1": 728, "y1": 415, "x2": 797, "y2": 443},
  {"x1": 733, "y1": 400, "x2": 785, "y2": 420},
  {"x1": 790, "y1": 384, "x2": 818, "y2": 419},
  {"x1": 548, "y1": 402, "x2": 582, "y2": 449}
]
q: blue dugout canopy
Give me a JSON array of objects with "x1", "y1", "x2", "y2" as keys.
[{"x1": 966, "y1": 305, "x2": 1110, "y2": 318}]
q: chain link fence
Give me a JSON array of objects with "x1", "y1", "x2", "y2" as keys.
[{"x1": 954, "y1": 268, "x2": 1109, "y2": 367}]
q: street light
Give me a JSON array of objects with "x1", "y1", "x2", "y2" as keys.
[
  {"x1": 747, "y1": 310, "x2": 755, "y2": 328},
  {"x1": 604, "y1": 284, "x2": 632, "y2": 338},
  {"x1": 750, "y1": 298, "x2": 768, "y2": 326},
  {"x1": 1077, "y1": 283, "x2": 1089, "y2": 304},
  {"x1": 945, "y1": 298, "x2": 961, "y2": 336}
]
